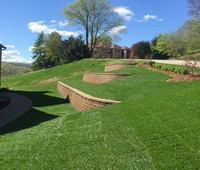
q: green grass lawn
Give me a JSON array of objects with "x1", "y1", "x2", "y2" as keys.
[{"x1": 0, "y1": 59, "x2": 199, "y2": 169}]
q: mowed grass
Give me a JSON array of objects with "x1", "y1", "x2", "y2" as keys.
[{"x1": 0, "y1": 59, "x2": 200, "y2": 169}]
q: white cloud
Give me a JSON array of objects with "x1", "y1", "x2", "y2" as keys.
[
  {"x1": 158, "y1": 18, "x2": 164, "y2": 22},
  {"x1": 28, "y1": 46, "x2": 34, "y2": 52},
  {"x1": 28, "y1": 21, "x2": 56, "y2": 34},
  {"x1": 138, "y1": 14, "x2": 164, "y2": 22},
  {"x1": 2, "y1": 50, "x2": 32, "y2": 63},
  {"x1": 6, "y1": 45, "x2": 15, "y2": 48},
  {"x1": 144, "y1": 14, "x2": 158, "y2": 20},
  {"x1": 58, "y1": 21, "x2": 68, "y2": 27},
  {"x1": 112, "y1": 6, "x2": 134, "y2": 21},
  {"x1": 27, "y1": 20, "x2": 78, "y2": 37},
  {"x1": 51, "y1": 20, "x2": 57, "y2": 23},
  {"x1": 3, "y1": 50, "x2": 20, "y2": 56},
  {"x1": 109, "y1": 26, "x2": 127, "y2": 35}
]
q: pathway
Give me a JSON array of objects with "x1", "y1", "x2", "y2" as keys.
[
  {"x1": 151, "y1": 60, "x2": 200, "y2": 67},
  {"x1": 0, "y1": 92, "x2": 32, "y2": 127}
]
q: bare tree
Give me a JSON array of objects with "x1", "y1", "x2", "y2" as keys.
[
  {"x1": 63, "y1": 0, "x2": 124, "y2": 56},
  {"x1": 188, "y1": 0, "x2": 200, "y2": 18}
]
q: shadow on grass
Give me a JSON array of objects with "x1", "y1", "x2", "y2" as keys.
[
  {"x1": 16, "y1": 90, "x2": 66, "y2": 107},
  {"x1": 0, "y1": 108, "x2": 58, "y2": 134},
  {"x1": 0, "y1": 90, "x2": 67, "y2": 134}
]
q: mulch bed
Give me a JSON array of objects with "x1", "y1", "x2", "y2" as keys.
[{"x1": 137, "y1": 63, "x2": 200, "y2": 82}]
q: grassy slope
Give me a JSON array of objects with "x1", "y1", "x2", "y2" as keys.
[{"x1": 0, "y1": 59, "x2": 199, "y2": 169}]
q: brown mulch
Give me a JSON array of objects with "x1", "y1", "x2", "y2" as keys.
[{"x1": 137, "y1": 63, "x2": 200, "y2": 82}]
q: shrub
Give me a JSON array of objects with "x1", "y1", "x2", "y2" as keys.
[{"x1": 151, "y1": 63, "x2": 191, "y2": 75}]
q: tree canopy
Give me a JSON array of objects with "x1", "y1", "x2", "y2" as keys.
[
  {"x1": 63, "y1": 0, "x2": 124, "y2": 56},
  {"x1": 96, "y1": 36, "x2": 112, "y2": 44},
  {"x1": 130, "y1": 41, "x2": 151, "y2": 59},
  {"x1": 188, "y1": 0, "x2": 200, "y2": 18},
  {"x1": 151, "y1": 34, "x2": 170, "y2": 59},
  {"x1": 31, "y1": 32, "x2": 89, "y2": 70},
  {"x1": 31, "y1": 32, "x2": 47, "y2": 70}
]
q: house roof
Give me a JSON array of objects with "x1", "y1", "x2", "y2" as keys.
[
  {"x1": 0, "y1": 44, "x2": 6, "y2": 50},
  {"x1": 110, "y1": 44, "x2": 121, "y2": 49}
]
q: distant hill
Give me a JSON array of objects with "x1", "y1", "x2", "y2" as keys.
[{"x1": 1, "y1": 62, "x2": 32, "y2": 76}]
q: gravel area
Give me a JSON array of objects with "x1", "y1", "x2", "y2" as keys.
[{"x1": 0, "y1": 92, "x2": 32, "y2": 127}]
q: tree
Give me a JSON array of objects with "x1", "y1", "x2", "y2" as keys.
[
  {"x1": 132, "y1": 41, "x2": 151, "y2": 59},
  {"x1": 188, "y1": 0, "x2": 200, "y2": 18},
  {"x1": 31, "y1": 32, "x2": 47, "y2": 70},
  {"x1": 63, "y1": 0, "x2": 124, "y2": 56},
  {"x1": 63, "y1": 35, "x2": 89, "y2": 62},
  {"x1": 96, "y1": 36, "x2": 112, "y2": 44},
  {"x1": 151, "y1": 34, "x2": 170, "y2": 59},
  {"x1": 130, "y1": 42, "x2": 140, "y2": 59},
  {"x1": 162, "y1": 30, "x2": 187, "y2": 59},
  {"x1": 179, "y1": 20, "x2": 200, "y2": 52},
  {"x1": 44, "y1": 32, "x2": 65, "y2": 67}
]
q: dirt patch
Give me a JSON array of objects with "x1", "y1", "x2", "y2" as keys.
[
  {"x1": 137, "y1": 63, "x2": 200, "y2": 82},
  {"x1": 83, "y1": 73, "x2": 131, "y2": 84},
  {"x1": 37, "y1": 77, "x2": 62, "y2": 86}
]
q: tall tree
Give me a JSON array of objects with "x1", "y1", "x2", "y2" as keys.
[
  {"x1": 63, "y1": 35, "x2": 89, "y2": 62},
  {"x1": 151, "y1": 34, "x2": 170, "y2": 59},
  {"x1": 63, "y1": 0, "x2": 124, "y2": 56},
  {"x1": 180, "y1": 20, "x2": 200, "y2": 52},
  {"x1": 31, "y1": 32, "x2": 47, "y2": 70},
  {"x1": 44, "y1": 32, "x2": 65, "y2": 67},
  {"x1": 162, "y1": 31, "x2": 187, "y2": 59},
  {"x1": 188, "y1": 0, "x2": 200, "y2": 18}
]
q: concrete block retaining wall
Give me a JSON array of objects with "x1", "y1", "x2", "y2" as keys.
[
  {"x1": 57, "y1": 81, "x2": 121, "y2": 112},
  {"x1": 83, "y1": 73, "x2": 130, "y2": 84}
]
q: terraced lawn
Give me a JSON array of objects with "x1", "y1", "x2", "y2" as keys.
[{"x1": 0, "y1": 59, "x2": 199, "y2": 169}]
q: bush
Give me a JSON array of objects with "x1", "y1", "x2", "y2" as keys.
[
  {"x1": 131, "y1": 41, "x2": 151, "y2": 59},
  {"x1": 136, "y1": 60, "x2": 155, "y2": 66},
  {"x1": 151, "y1": 63, "x2": 190, "y2": 75}
]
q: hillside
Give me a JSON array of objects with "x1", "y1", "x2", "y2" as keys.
[
  {"x1": 1, "y1": 62, "x2": 31, "y2": 76},
  {"x1": 0, "y1": 59, "x2": 200, "y2": 169},
  {"x1": 180, "y1": 50, "x2": 200, "y2": 61}
]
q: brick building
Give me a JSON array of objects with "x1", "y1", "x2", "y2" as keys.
[{"x1": 91, "y1": 42, "x2": 131, "y2": 59}]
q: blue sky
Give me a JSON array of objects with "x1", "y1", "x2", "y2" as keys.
[{"x1": 0, "y1": 0, "x2": 189, "y2": 63}]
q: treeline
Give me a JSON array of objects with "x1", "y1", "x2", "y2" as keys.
[
  {"x1": 131, "y1": 0, "x2": 200, "y2": 60},
  {"x1": 130, "y1": 19, "x2": 200, "y2": 60},
  {"x1": 32, "y1": 32, "x2": 89, "y2": 70},
  {"x1": 2, "y1": 62, "x2": 31, "y2": 76}
]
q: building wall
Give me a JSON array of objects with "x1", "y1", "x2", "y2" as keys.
[{"x1": 92, "y1": 43, "x2": 130, "y2": 59}]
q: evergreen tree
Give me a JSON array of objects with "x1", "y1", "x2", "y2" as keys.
[
  {"x1": 63, "y1": 35, "x2": 89, "y2": 62},
  {"x1": 44, "y1": 32, "x2": 65, "y2": 67},
  {"x1": 31, "y1": 32, "x2": 47, "y2": 70}
]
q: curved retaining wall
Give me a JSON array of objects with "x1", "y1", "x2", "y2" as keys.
[
  {"x1": 57, "y1": 81, "x2": 121, "y2": 112},
  {"x1": 104, "y1": 63, "x2": 135, "y2": 72},
  {"x1": 83, "y1": 73, "x2": 130, "y2": 84}
]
